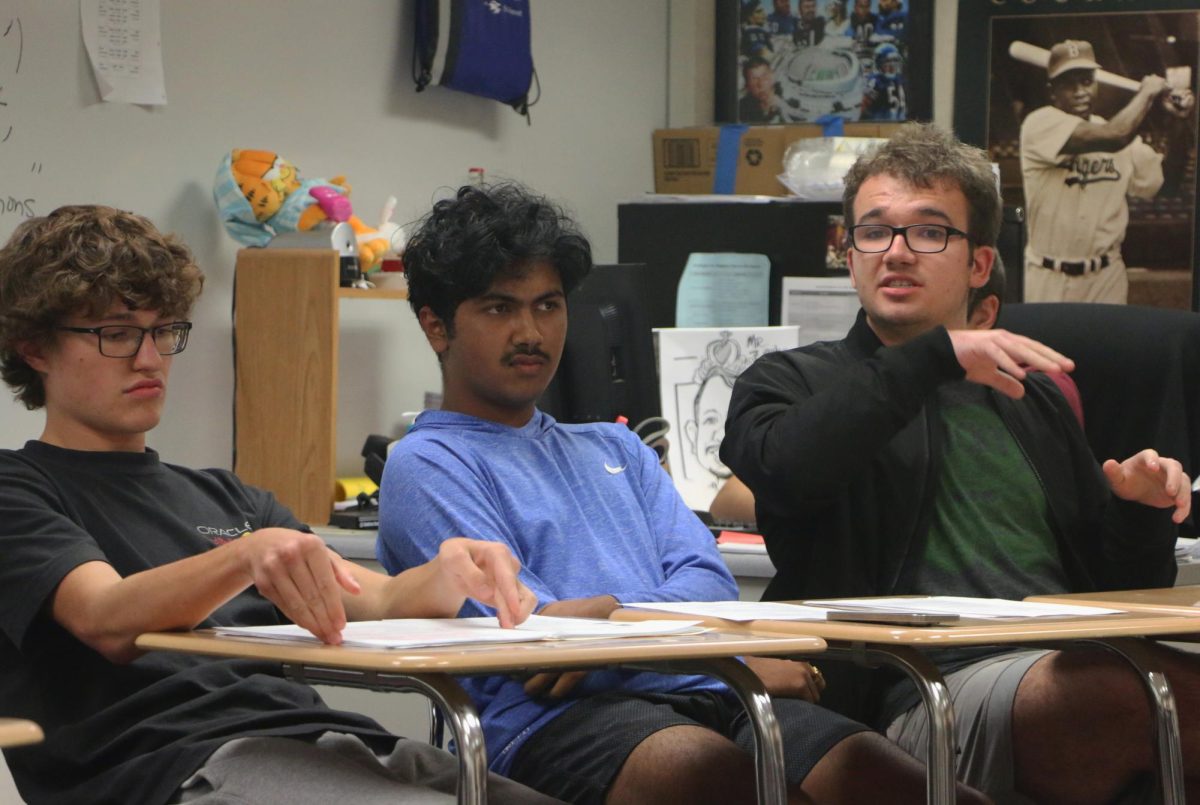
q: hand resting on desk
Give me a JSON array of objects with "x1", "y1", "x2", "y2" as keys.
[{"x1": 248, "y1": 529, "x2": 538, "y2": 643}]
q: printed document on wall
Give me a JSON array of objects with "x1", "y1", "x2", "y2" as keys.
[
  {"x1": 81, "y1": 0, "x2": 167, "y2": 105},
  {"x1": 675, "y1": 253, "x2": 770, "y2": 327},
  {"x1": 779, "y1": 276, "x2": 859, "y2": 345}
]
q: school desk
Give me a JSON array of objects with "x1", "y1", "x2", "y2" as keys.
[{"x1": 137, "y1": 628, "x2": 827, "y2": 805}]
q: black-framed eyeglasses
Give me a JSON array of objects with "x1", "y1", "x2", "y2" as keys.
[
  {"x1": 56, "y1": 322, "x2": 192, "y2": 358},
  {"x1": 849, "y1": 224, "x2": 973, "y2": 254}
]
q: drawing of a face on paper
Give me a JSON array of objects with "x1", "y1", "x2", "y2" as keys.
[
  {"x1": 683, "y1": 338, "x2": 741, "y2": 480},
  {"x1": 656, "y1": 326, "x2": 801, "y2": 511}
]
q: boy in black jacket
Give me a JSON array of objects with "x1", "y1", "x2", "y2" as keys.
[{"x1": 723, "y1": 123, "x2": 1196, "y2": 803}]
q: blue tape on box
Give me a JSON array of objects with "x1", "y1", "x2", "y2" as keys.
[
  {"x1": 815, "y1": 114, "x2": 845, "y2": 137},
  {"x1": 713, "y1": 125, "x2": 749, "y2": 194}
]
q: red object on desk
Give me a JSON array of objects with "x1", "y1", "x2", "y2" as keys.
[{"x1": 716, "y1": 530, "x2": 764, "y2": 545}]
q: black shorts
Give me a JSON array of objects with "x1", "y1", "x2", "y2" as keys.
[{"x1": 506, "y1": 690, "x2": 866, "y2": 805}]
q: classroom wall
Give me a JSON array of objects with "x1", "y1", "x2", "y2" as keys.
[
  {"x1": 0, "y1": 0, "x2": 961, "y2": 477},
  {"x1": 0, "y1": 0, "x2": 671, "y2": 475}
]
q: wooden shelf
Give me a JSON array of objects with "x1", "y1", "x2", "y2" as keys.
[
  {"x1": 233, "y1": 249, "x2": 406, "y2": 525},
  {"x1": 339, "y1": 286, "x2": 408, "y2": 301}
]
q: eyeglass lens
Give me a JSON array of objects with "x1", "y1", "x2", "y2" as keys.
[{"x1": 852, "y1": 225, "x2": 954, "y2": 254}]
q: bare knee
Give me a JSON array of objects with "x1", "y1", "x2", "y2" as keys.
[
  {"x1": 1013, "y1": 649, "x2": 1154, "y2": 803},
  {"x1": 606, "y1": 725, "x2": 776, "y2": 805},
  {"x1": 806, "y1": 731, "x2": 991, "y2": 804}
]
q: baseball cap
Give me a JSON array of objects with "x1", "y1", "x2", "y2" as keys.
[{"x1": 1047, "y1": 40, "x2": 1100, "y2": 79}]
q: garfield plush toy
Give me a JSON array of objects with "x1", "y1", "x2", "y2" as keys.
[{"x1": 214, "y1": 149, "x2": 389, "y2": 270}]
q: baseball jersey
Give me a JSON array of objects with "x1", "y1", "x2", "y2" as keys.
[{"x1": 1020, "y1": 105, "x2": 1163, "y2": 262}]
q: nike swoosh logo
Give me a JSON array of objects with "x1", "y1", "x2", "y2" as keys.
[{"x1": 604, "y1": 463, "x2": 626, "y2": 475}]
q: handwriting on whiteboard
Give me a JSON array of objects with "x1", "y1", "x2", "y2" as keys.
[{"x1": 1, "y1": 16, "x2": 22, "y2": 144}]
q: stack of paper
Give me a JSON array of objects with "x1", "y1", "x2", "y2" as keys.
[
  {"x1": 626, "y1": 601, "x2": 833, "y2": 622},
  {"x1": 626, "y1": 596, "x2": 1123, "y2": 622},
  {"x1": 803, "y1": 596, "x2": 1122, "y2": 620},
  {"x1": 213, "y1": 614, "x2": 705, "y2": 650}
]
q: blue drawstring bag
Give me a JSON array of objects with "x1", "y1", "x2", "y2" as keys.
[{"x1": 413, "y1": 0, "x2": 538, "y2": 119}]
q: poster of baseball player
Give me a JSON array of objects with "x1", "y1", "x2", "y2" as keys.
[
  {"x1": 983, "y1": 10, "x2": 1198, "y2": 306},
  {"x1": 732, "y1": 0, "x2": 923, "y2": 124}
]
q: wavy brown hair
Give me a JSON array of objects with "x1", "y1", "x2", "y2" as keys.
[
  {"x1": 842, "y1": 122, "x2": 1002, "y2": 248},
  {"x1": 0, "y1": 205, "x2": 204, "y2": 409}
]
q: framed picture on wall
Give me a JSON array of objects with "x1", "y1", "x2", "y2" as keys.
[
  {"x1": 715, "y1": 0, "x2": 933, "y2": 125},
  {"x1": 954, "y1": 1, "x2": 1199, "y2": 311}
]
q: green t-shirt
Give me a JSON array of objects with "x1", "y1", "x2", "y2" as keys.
[
  {"x1": 910, "y1": 382, "x2": 1069, "y2": 599},
  {"x1": 884, "y1": 382, "x2": 1073, "y2": 723}
]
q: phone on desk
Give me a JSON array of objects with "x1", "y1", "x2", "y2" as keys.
[{"x1": 824, "y1": 610, "x2": 960, "y2": 626}]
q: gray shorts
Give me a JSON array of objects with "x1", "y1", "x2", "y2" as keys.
[
  {"x1": 171, "y1": 731, "x2": 560, "y2": 805},
  {"x1": 885, "y1": 649, "x2": 1048, "y2": 805}
]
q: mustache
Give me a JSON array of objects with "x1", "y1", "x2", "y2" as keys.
[{"x1": 503, "y1": 345, "x2": 551, "y2": 363}]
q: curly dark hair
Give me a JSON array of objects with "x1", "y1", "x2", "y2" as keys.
[
  {"x1": 403, "y1": 182, "x2": 592, "y2": 330},
  {"x1": 843, "y1": 122, "x2": 1002, "y2": 248},
  {"x1": 0, "y1": 205, "x2": 204, "y2": 409}
]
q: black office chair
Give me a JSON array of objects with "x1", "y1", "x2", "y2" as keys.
[{"x1": 998, "y1": 303, "x2": 1200, "y2": 536}]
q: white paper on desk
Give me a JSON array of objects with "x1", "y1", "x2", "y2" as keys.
[
  {"x1": 779, "y1": 277, "x2": 859, "y2": 343},
  {"x1": 625, "y1": 601, "x2": 835, "y2": 622},
  {"x1": 81, "y1": 0, "x2": 167, "y2": 105},
  {"x1": 802, "y1": 596, "x2": 1123, "y2": 620},
  {"x1": 676, "y1": 253, "x2": 771, "y2": 327},
  {"x1": 213, "y1": 615, "x2": 705, "y2": 650}
]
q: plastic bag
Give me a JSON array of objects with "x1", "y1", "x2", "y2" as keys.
[{"x1": 777, "y1": 137, "x2": 888, "y2": 200}]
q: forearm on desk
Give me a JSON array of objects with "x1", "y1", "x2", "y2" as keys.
[{"x1": 52, "y1": 544, "x2": 259, "y2": 663}]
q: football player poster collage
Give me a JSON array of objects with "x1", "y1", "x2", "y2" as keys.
[{"x1": 736, "y1": 0, "x2": 911, "y2": 124}]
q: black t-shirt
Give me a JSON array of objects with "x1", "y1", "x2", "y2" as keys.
[{"x1": 0, "y1": 441, "x2": 392, "y2": 805}]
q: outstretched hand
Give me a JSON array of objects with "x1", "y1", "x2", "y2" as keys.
[
  {"x1": 1103, "y1": 450, "x2": 1192, "y2": 524},
  {"x1": 436, "y1": 537, "x2": 538, "y2": 628},
  {"x1": 948, "y1": 329, "x2": 1075, "y2": 399}
]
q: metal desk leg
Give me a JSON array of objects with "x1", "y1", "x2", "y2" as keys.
[
  {"x1": 1077, "y1": 637, "x2": 1185, "y2": 805},
  {"x1": 824, "y1": 644, "x2": 956, "y2": 805},
  {"x1": 429, "y1": 699, "x2": 446, "y2": 748},
  {"x1": 284, "y1": 665, "x2": 488, "y2": 805},
  {"x1": 631, "y1": 657, "x2": 788, "y2": 805}
]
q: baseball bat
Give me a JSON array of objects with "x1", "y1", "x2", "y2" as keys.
[{"x1": 1008, "y1": 40, "x2": 1140, "y2": 92}]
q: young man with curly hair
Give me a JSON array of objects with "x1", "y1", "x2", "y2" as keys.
[
  {"x1": 377, "y1": 182, "x2": 989, "y2": 805},
  {"x1": 0, "y1": 205, "x2": 551, "y2": 805}
]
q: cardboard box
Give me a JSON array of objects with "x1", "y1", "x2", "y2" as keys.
[{"x1": 652, "y1": 123, "x2": 889, "y2": 197}]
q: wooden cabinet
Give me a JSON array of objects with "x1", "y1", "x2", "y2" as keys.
[{"x1": 233, "y1": 249, "x2": 406, "y2": 525}]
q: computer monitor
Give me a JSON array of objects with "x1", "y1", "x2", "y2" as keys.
[{"x1": 540, "y1": 263, "x2": 661, "y2": 428}]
